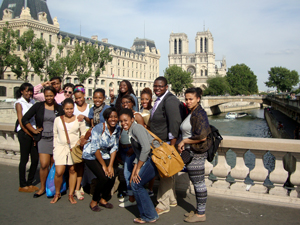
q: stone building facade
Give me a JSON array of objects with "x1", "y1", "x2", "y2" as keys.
[
  {"x1": 168, "y1": 30, "x2": 226, "y2": 89},
  {"x1": 0, "y1": 0, "x2": 160, "y2": 99}
]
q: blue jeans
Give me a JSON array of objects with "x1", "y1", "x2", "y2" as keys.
[
  {"x1": 120, "y1": 146, "x2": 136, "y2": 196},
  {"x1": 131, "y1": 157, "x2": 159, "y2": 222}
]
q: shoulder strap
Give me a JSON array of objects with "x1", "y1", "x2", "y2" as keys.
[
  {"x1": 146, "y1": 129, "x2": 163, "y2": 143},
  {"x1": 102, "y1": 122, "x2": 105, "y2": 135},
  {"x1": 60, "y1": 116, "x2": 70, "y2": 144}
]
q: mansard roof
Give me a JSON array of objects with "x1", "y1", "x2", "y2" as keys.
[
  {"x1": 132, "y1": 38, "x2": 156, "y2": 53},
  {"x1": 59, "y1": 31, "x2": 145, "y2": 56},
  {"x1": 0, "y1": 0, "x2": 53, "y2": 24}
]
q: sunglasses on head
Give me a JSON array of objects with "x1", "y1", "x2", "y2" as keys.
[{"x1": 64, "y1": 90, "x2": 73, "y2": 95}]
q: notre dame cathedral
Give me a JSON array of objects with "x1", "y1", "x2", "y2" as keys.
[{"x1": 168, "y1": 29, "x2": 226, "y2": 89}]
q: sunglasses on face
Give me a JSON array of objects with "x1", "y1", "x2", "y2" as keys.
[{"x1": 64, "y1": 90, "x2": 73, "y2": 95}]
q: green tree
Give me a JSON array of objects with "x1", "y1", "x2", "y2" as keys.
[
  {"x1": 91, "y1": 46, "x2": 113, "y2": 90},
  {"x1": 226, "y1": 64, "x2": 258, "y2": 95},
  {"x1": 0, "y1": 22, "x2": 22, "y2": 79},
  {"x1": 164, "y1": 65, "x2": 193, "y2": 95},
  {"x1": 265, "y1": 67, "x2": 299, "y2": 92},
  {"x1": 17, "y1": 29, "x2": 53, "y2": 81},
  {"x1": 203, "y1": 76, "x2": 231, "y2": 96}
]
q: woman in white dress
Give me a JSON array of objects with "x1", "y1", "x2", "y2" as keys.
[{"x1": 51, "y1": 98, "x2": 86, "y2": 204}]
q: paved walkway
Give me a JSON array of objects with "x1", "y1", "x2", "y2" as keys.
[{"x1": 0, "y1": 164, "x2": 299, "y2": 225}]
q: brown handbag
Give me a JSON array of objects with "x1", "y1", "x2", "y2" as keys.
[
  {"x1": 60, "y1": 116, "x2": 83, "y2": 164},
  {"x1": 147, "y1": 130, "x2": 184, "y2": 178}
]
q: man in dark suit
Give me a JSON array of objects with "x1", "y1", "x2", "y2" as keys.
[{"x1": 149, "y1": 77, "x2": 182, "y2": 215}]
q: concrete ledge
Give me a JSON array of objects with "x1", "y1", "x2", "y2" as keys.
[{"x1": 207, "y1": 186, "x2": 300, "y2": 209}]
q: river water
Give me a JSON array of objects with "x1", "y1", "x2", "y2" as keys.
[{"x1": 207, "y1": 108, "x2": 275, "y2": 185}]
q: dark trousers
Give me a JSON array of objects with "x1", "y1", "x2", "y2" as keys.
[
  {"x1": 17, "y1": 130, "x2": 39, "y2": 187},
  {"x1": 84, "y1": 159, "x2": 116, "y2": 202}
]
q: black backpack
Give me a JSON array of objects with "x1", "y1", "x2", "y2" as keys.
[{"x1": 207, "y1": 125, "x2": 223, "y2": 162}]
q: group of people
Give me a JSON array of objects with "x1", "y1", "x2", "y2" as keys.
[{"x1": 15, "y1": 76, "x2": 211, "y2": 223}]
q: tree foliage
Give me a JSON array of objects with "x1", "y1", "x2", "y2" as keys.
[
  {"x1": 265, "y1": 67, "x2": 299, "y2": 92},
  {"x1": 1, "y1": 23, "x2": 112, "y2": 85},
  {"x1": 16, "y1": 29, "x2": 54, "y2": 81},
  {"x1": 164, "y1": 65, "x2": 193, "y2": 95},
  {"x1": 0, "y1": 22, "x2": 21, "y2": 79},
  {"x1": 226, "y1": 64, "x2": 258, "y2": 95},
  {"x1": 203, "y1": 76, "x2": 231, "y2": 96}
]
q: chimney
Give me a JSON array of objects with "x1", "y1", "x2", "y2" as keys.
[
  {"x1": 102, "y1": 38, "x2": 108, "y2": 43},
  {"x1": 91, "y1": 35, "x2": 98, "y2": 41}
]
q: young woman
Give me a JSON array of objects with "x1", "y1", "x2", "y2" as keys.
[
  {"x1": 140, "y1": 88, "x2": 153, "y2": 129},
  {"x1": 14, "y1": 83, "x2": 39, "y2": 193},
  {"x1": 89, "y1": 88, "x2": 110, "y2": 127},
  {"x1": 73, "y1": 85, "x2": 90, "y2": 200},
  {"x1": 177, "y1": 87, "x2": 211, "y2": 223},
  {"x1": 118, "y1": 95, "x2": 145, "y2": 207},
  {"x1": 22, "y1": 86, "x2": 64, "y2": 198},
  {"x1": 140, "y1": 88, "x2": 155, "y2": 196},
  {"x1": 82, "y1": 107, "x2": 121, "y2": 212},
  {"x1": 115, "y1": 80, "x2": 138, "y2": 113},
  {"x1": 51, "y1": 98, "x2": 86, "y2": 204},
  {"x1": 63, "y1": 83, "x2": 75, "y2": 99},
  {"x1": 119, "y1": 108, "x2": 159, "y2": 223}
]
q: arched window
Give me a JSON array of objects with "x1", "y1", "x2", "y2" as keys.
[
  {"x1": 109, "y1": 82, "x2": 114, "y2": 87},
  {"x1": 101, "y1": 80, "x2": 105, "y2": 85},
  {"x1": 174, "y1": 39, "x2": 177, "y2": 54},
  {"x1": 74, "y1": 78, "x2": 79, "y2": 84},
  {"x1": 205, "y1": 38, "x2": 207, "y2": 53},
  {"x1": 200, "y1": 38, "x2": 203, "y2": 53},
  {"x1": 88, "y1": 79, "x2": 93, "y2": 84},
  {"x1": 66, "y1": 77, "x2": 71, "y2": 83},
  {"x1": 0, "y1": 86, "x2": 6, "y2": 96},
  {"x1": 179, "y1": 39, "x2": 182, "y2": 54},
  {"x1": 117, "y1": 81, "x2": 121, "y2": 85},
  {"x1": 201, "y1": 70, "x2": 203, "y2": 76}
]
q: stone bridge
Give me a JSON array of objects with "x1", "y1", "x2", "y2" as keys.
[{"x1": 199, "y1": 96, "x2": 268, "y2": 115}]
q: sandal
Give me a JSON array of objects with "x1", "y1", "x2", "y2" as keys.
[
  {"x1": 68, "y1": 194, "x2": 77, "y2": 204},
  {"x1": 50, "y1": 193, "x2": 61, "y2": 204},
  {"x1": 133, "y1": 218, "x2": 157, "y2": 224},
  {"x1": 79, "y1": 186, "x2": 85, "y2": 195},
  {"x1": 75, "y1": 190, "x2": 84, "y2": 200}
]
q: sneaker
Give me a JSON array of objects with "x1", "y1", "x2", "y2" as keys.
[
  {"x1": 184, "y1": 214, "x2": 206, "y2": 223},
  {"x1": 148, "y1": 191, "x2": 154, "y2": 197},
  {"x1": 170, "y1": 202, "x2": 177, "y2": 207},
  {"x1": 156, "y1": 208, "x2": 170, "y2": 215},
  {"x1": 119, "y1": 200, "x2": 137, "y2": 208},
  {"x1": 119, "y1": 196, "x2": 129, "y2": 202}
]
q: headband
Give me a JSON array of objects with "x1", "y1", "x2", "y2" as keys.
[{"x1": 74, "y1": 86, "x2": 85, "y2": 94}]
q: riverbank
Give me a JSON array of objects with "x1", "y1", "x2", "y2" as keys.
[{"x1": 264, "y1": 108, "x2": 297, "y2": 139}]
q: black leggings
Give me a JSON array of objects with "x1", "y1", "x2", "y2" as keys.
[
  {"x1": 17, "y1": 130, "x2": 39, "y2": 187},
  {"x1": 84, "y1": 159, "x2": 116, "y2": 202}
]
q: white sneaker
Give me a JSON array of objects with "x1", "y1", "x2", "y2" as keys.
[
  {"x1": 119, "y1": 200, "x2": 137, "y2": 208},
  {"x1": 119, "y1": 196, "x2": 129, "y2": 202}
]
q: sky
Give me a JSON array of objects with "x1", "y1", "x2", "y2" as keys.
[{"x1": 3, "y1": 0, "x2": 300, "y2": 91}]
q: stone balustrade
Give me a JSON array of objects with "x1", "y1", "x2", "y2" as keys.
[
  {"x1": 1, "y1": 123, "x2": 300, "y2": 206},
  {"x1": 176, "y1": 135, "x2": 300, "y2": 206}
]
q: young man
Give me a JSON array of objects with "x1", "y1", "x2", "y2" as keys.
[
  {"x1": 33, "y1": 77, "x2": 65, "y2": 104},
  {"x1": 149, "y1": 77, "x2": 182, "y2": 215}
]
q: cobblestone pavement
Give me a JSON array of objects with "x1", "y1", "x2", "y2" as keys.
[{"x1": 0, "y1": 164, "x2": 299, "y2": 225}]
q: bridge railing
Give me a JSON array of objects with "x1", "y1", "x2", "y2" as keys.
[
  {"x1": 266, "y1": 95, "x2": 300, "y2": 109},
  {"x1": 1, "y1": 124, "x2": 300, "y2": 206},
  {"x1": 176, "y1": 135, "x2": 300, "y2": 205}
]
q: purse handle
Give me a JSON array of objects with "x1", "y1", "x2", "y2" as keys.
[
  {"x1": 60, "y1": 115, "x2": 71, "y2": 146},
  {"x1": 146, "y1": 129, "x2": 164, "y2": 149}
]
